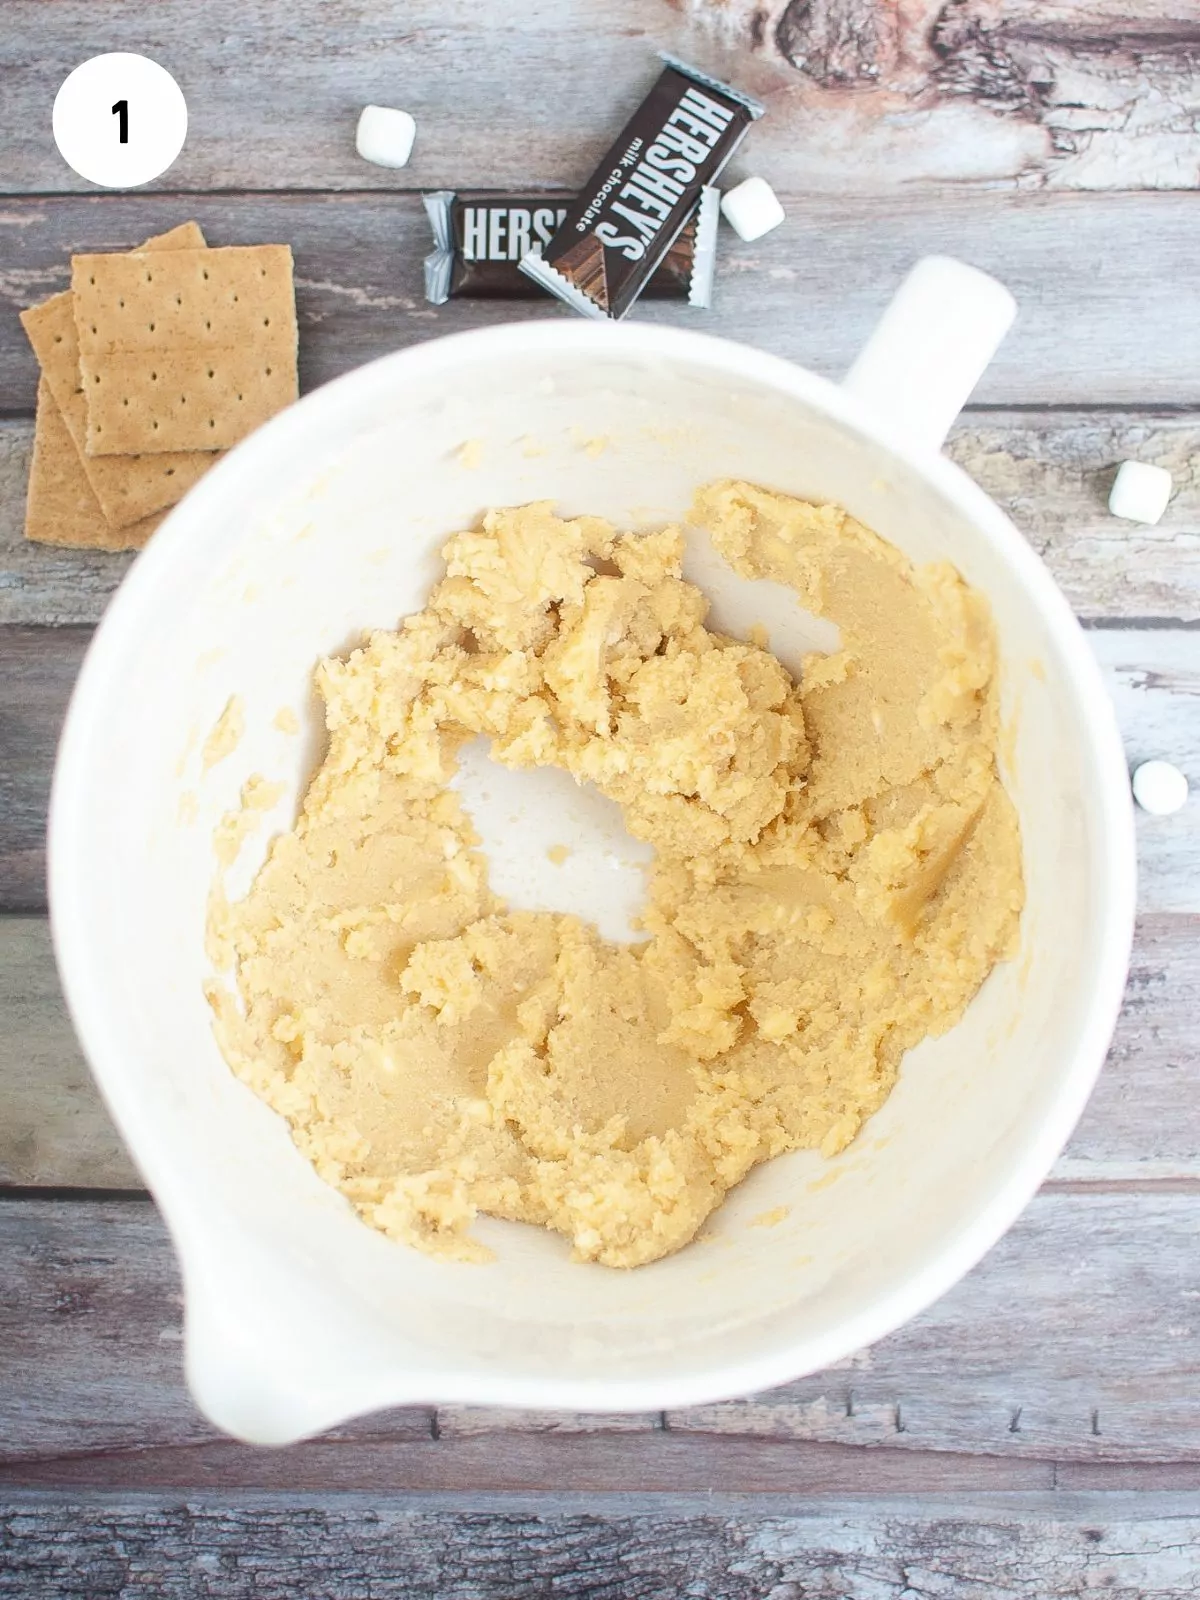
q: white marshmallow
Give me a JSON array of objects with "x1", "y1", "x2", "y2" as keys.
[
  {"x1": 355, "y1": 105, "x2": 416, "y2": 169},
  {"x1": 1108, "y1": 460, "x2": 1173, "y2": 525},
  {"x1": 1132, "y1": 760, "x2": 1189, "y2": 816},
  {"x1": 720, "y1": 177, "x2": 785, "y2": 243}
]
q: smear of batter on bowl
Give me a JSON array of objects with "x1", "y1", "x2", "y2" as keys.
[
  {"x1": 202, "y1": 695, "x2": 245, "y2": 770},
  {"x1": 206, "y1": 483, "x2": 1023, "y2": 1268}
]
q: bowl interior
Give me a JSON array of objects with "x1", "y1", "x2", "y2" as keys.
[{"x1": 51, "y1": 325, "x2": 1131, "y2": 1440}]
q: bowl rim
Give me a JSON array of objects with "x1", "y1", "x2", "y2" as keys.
[{"x1": 48, "y1": 319, "x2": 1137, "y2": 1414}]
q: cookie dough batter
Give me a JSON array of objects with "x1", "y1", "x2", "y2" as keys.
[{"x1": 207, "y1": 483, "x2": 1022, "y2": 1268}]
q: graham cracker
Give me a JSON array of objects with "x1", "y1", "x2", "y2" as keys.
[
  {"x1": 72, "y1": 244, "x2": 299, "y2": 455},
  {"x1": 25, "y1": 378, "x2": 163, "y2": 550},
  {"x1": 20, "y1": 222, "x2": 218, "y2": 528}
]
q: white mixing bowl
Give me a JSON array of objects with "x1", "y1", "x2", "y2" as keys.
[{"x1": 49, "y1": 263, "x2": 1135, "y2": 1443}]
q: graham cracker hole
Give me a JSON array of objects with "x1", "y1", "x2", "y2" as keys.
[
  {"x1": 166, "y1": 468, "x2": 175, "y2": 477},
  {"x1": 263, "y1": 317, "x2": 270, "y2": 327}
]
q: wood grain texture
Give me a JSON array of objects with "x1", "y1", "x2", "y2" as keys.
[
  {"x1": 944, "y1": 413, "x2": 1200, "y2": 625},
  {"x1": 2, "y1": 0, "x2": 1198, "y2": 195},
  {"x1": 1092, "y1": 629, "x2": 1200, "y2": 917},
  {"x1": 1059, "y1": 915, "x2": 1200, "y2": 1183},
  {"x1": 3, "y1": 194, "x2": 1200, "y2": 410},
  {"x1": 4, "y1": 1188, "x2": 1200, "y2": 1467},
  {"x1": 2, "y1": 913, "x2": 1196, "y2": 1189},
  {"x1": 4, "y1": 411, "x2": 1199, "y2": 627},
  {"x1": 5, "y1": 1491, "x2": 1200, "y2": 1600},
  {"x1": 0, "y1": 1199, "x2": 433, "y2": 1461},
  {"x1": 668, "y1": 1187, "x2": 1200, "y2": 1460},
  {"x1": 0, "y1": 627, "x2": 88, "y2": 912},
  {"x1": 0, "y1": 919, "x2": 138, "y2": 1189},
  {"x1": 1, "y1": 623, "x2": 1194, "y2": 918},
  {"x1": 0, "y1": 1434, "x2": 1049, "y2": 1496},
  {"x1": 0, "y1": 0, "x2": 1195, "y2": 1567},
  {"x1": 436, "y1": 1407, "x2": 660, "y2": 1439}
]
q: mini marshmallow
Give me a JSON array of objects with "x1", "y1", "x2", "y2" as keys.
[
  {"x1": 1132, "y1": 760, "x2": 1189, "y2": 816},
  {"x1": 355, "y1": 105, "x2": 416, "y2": 169},
  {"x1": 1109, "y1": 460, "x2": 1173, "y2": 525},
  {"x1": 720, "y1": 177, "x2": 785, "y2": 243}
]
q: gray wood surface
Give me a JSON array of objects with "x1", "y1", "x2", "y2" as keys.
[
  {"x1": 4, "y1": 1188, "x2": 1200, "y2": 1470},
  {"x1": 5, "y1": 412, "x2": 1200, "y2": 626},
  {"x1": 2, "y1": 0, "x2": 1198, "y2": 195},
  {"x1": 0, "y1": 919, "x2": 138, "y2": 1189},
  {"x1": 0, "y1": 628, "x2": 88, "y2": 913},
  {"x1": 3, "y1": 195, "x2": 1200, "y2": 409},
  {"x1": 3, "y1": 0, "x2": 1200, "y2": 1583},
  {"x1": 3, "y1": 913, "x2": 1197, "y2": 1190},
  {"x1": 3, "y1": 1490, "x2": 1198, "y2": 1600}
]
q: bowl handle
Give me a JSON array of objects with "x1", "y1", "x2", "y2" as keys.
[{"x1": 842, "y1": 256, "x2": 1016, "y2": 453}]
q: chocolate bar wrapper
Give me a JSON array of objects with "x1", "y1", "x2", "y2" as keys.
[
  {"x1": 424, "y1": 188, "x2": 718, "y2": 307},
  {"x1": 519, "y1": 56, "x2": 762, "y2": 320}
]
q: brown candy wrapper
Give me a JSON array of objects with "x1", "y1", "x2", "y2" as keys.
[
  {"x1": 424, "y1": 189, "x2": 718, "y2": 307},
  {"x1": 519, "y1": 55, "x2": 762, "y2": 320}
]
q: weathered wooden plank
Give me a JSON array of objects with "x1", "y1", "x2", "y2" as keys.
[
  {"x1": 2, "y1": 914, "x2": 1196, "y2": 1189},
  {"x1": 8, "y1": 1492, "x2": 1200, "y2": 1600},
  {"x1": 666, "y1": 1189, "x2": 1200, "y2": 1458},
  {"x1": 1061, "y1": 1460, "x2": 1200, "y2": 1492},
  {"x1": 2, "y1": 194, "x2": 1200, "y2": 409},
  {"x1": 2, "y1": 624, "x2": 1194, "y2": 917},
  {"x1": 0, "y1": 918, "x2": 138, "y2": 1189},
  {"x1": 0, "y1": 1199, "x2": 433, "y2": 1460},
  {"x1": 1058, "y1": 915, "x2": 1200, "y2": 1182},
  {"x1": 4, "y1": 1190, "x2": 1200, "y2": 1464},
  {"x1": 436, "y1": 1407, "x2": 659, "y2": 1439},
  {"x1": 4, "y1": 412, "x2": 1199, "y2": 628},
  {"x1": 0, "y1": 1437, "x2": 1048, "y2": 1496},
  {"x1": 0, "y1": 627, "x2": 88, "y2": 913},
  {"x1": 1, "y1": 0, "x2": 1197, "y2": 195},
  {"x1": 1092, "y1": 629, "x2": 1200, "y2": 917},
  {"x1": 944, "y1": 414, "x2": 1200, "y2": 626}
]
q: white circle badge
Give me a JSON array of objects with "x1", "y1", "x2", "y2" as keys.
[{"x1": 53, "y1": 53, "x2": 187, "y2": 189}]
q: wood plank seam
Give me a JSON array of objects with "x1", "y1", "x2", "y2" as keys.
[
  {"x1": 3, "y1": 1, "x2": 1200, "y2": 196},
  {"x1": 3, "y1": 196, "x2": 1200, "y2": 409}
]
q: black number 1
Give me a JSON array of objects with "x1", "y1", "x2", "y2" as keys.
[{"x1": 112, "y1": 100, "x2": 129, "y2": 143}]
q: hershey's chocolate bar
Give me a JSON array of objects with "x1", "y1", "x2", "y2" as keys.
[
  {"x1": 423, "y1": 190, "x2": 717, "y2": 306},
  {"x1": 519, "y1": 56, "x2": 762, "y2": 320}
]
